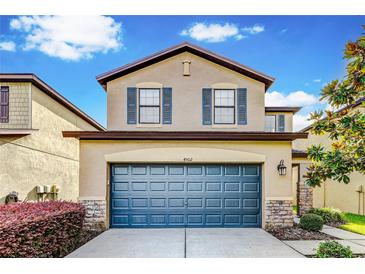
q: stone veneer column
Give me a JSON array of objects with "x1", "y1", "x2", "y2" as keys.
[
  {"x1": 265, "y1": 199, "x2": 293, "y2": 228},
  {"x1": 79, "y1": 199, "x2": 106, "y2": 231},
  {"x1": 298, "y1": 180, "x2": 313, "y2": 216}
]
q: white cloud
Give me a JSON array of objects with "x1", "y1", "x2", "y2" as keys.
[
  {"x1": 242, "y1": 24, "x2": 265, "y2": 35},
  {"x1": 10, "y1": 16, "x2": 122, "y2": 61},
  {"x1": 293, "y1": 114, "x2": 311, "y2": 131},
  {"x1": 313, "y1": 78, "x2": 322, "y2": 83},
  {"x1": 265, "y1": 90, "x2": 319, "y2": 107},
  {"x1": 180, "y1": 22, "x2": 240, "y2": 43},
  {"x1": 180, "y1": 22, "x2": 264, "y2": 43},
  {"x1": 234, "y1": 34, "x2": 246, "y2": 41},
  {"x1": 0, "y1": 41, "x2": 16, "y2": 51},
  {"x1": 280, "y1": 28, "x2": 288, "y2": 34}
]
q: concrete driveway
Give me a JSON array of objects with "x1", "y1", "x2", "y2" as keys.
[{"x1": 67, "y1": 228, "x2": 303, "y2": 258}]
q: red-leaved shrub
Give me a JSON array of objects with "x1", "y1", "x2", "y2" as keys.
[{"x1": 0, "y1": 201, "x2": 85, "y2": 258}]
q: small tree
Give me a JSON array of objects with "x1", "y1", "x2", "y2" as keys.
[{"x1": 305, "y1": 26, "x2": 365, "y2": 187}]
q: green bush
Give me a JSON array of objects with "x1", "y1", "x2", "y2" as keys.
[
  {"x1": 299, "y1": 213, "x2": 324, "y2": 231},
  {"x1": 309, "y1": 208, "x2": 345, "y2": 224},
  {"x1": 315, "y1": 240, "x2": 353, "y2": 258}
]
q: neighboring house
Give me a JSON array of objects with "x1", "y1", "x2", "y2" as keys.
[
  {"x1": 293, "y1": 98, "x2": 365, "y2": 215},
  {"x1": 64, "y1": 42, "x2": 308, "y2": 229},
  {"x1": 0, "y1": 74, "x2": 104, "y2": 203}
]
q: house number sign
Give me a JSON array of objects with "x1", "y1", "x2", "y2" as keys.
[{"x1": 183, "y1": 157, "x2": 193, "y2": 162}]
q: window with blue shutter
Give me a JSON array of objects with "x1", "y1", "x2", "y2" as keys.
[
  {"x1": 0, "y1": 86, "x2": 9, "y2": 123},
  {"x1": 278, "y1": 114, "x2": 285, "y2": 132},
  {"x1": 127, "y1": 87, "x2": 137, "y2": 124},
  {"x1": 162, "y1": 87, "x2": 172, "y2": 124},
  {"x1": 237, "y1": 88, "x2": 247, "y2": 125},
  {"x1": 202, "y1": 88, "x2": 212, "y2": 125}
]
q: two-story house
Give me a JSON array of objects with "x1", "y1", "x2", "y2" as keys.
[
  {"x1": 0, "y1": 74, "x2": 104, "y2": 203},
  {"x1": 63, "y1": 42, "x2": 308, "y2": 230}
]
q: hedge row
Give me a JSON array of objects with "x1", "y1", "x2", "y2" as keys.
[{"x1": 0, "y1": 201, "x2": 85, "y2": 258}]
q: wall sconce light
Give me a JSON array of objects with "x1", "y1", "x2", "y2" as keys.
[{"x1": 277, "y1": 160, "x2": 287, "y2": 175}]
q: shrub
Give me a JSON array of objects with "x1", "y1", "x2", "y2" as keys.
[
  {"x1": 299, "y1": 213, "x2": 324, "y2": 231},
  {"x1": 309, "y1": 208, "x2": 345, "y2": 225},
  {"x1": 315, "y1": 240, "x2": 353, "y2": 258},
  {"x1": 0, "y1": 201, "x2": 85, "y2": 258}
]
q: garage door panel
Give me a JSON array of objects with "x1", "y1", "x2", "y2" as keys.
[
  {"x1": 110, "y1": 164, "x2": 261, "y2": 228},
  {"x1": 206, "y1": 182, "x2": 222, "y2": 192},
  {"x1": 206, "y1": 166, "x2": 222, "y2": 175},
  {"x1": 187, "y1": 182, "x2": 203, "y2": 191},
  {"x1": 168, "y1": 166, "x2": 185, "y2": 175},
  {"x1": 131, "y1": 166, "x2": 147, "y2": 175},
  {"x1": 150, "y1": 182, "x2": 166, "y2": 191},
  {"x1": 168, "y1": 182, "x2": 185, "y2": 191}
]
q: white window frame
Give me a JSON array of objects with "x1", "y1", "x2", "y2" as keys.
[
  {"x1": 138, "y1": 88, "x2": 161, "y2": 124},
  {"x1": 213, "y1": 89, "x2": 236, "y2": 125}
]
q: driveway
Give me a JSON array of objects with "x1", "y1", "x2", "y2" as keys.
[{"x1": 67, "y1": 228, "x2": 303, "y2": 258}]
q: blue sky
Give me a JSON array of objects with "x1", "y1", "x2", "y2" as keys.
[{"x1": 0, "y1": 15, "x2": 363, "y2": 129}]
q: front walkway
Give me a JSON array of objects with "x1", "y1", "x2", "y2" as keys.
[
  {"x1": 67, "y1": 228, "x2": 303, "y2": 258},
  {"x1": 285, "y1": 218, "x2": 365, "y2": 256}
]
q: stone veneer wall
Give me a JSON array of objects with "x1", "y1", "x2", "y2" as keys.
[
  {"x1": 298, "y1": 180, "x2": 313, "y2": 216},
  {"x1": 79, "y1": 199, "x2": 106, "y2": 231},
  {"x1": 265, "y1": 199, "x2": 293, "y2": 228}
]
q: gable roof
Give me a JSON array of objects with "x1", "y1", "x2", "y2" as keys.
[
  {"x1": 96, "y1": 42, "x2": 275, "y2": 91},
  {"x1": 300, "y1": 97, "x2": 365, "y2": 132},
  {"x1": 0, "y1": 73, "x2": 105, "y2": 131}
]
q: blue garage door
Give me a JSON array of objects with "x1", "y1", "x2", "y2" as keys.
[{"x1": 110, "y1": 164, "x2": 261, "y2": 228}]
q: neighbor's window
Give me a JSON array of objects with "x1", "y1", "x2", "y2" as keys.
[
  {"x1": 265, "y1": 115, "x2": 276, "y2": 132},
  {"x1": 214, "y1": 89, "x2": 235, "y2": 124},
  {"x1": 139, "y1": 88, "x2": 160, "y2": 124},
  {"x1": 0, "y1": 86, "x2": 9, "y2": 123}
]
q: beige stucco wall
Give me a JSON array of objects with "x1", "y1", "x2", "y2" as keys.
[
  {"x1": 79, "y1": 140, "x2": 293, "y2": 226},
  {"x1": 264, "y1": 112, "x2": 293, "y2": 132},
  {"x1": 0, "y1": 82, "x2": 31, "y2": 129},
  {"x1": 107, "y1": 52, "x2": 266, "y2": 131},
  {"x1": 293, "y1": 103, "x2": 365, "y2": 214},
  {"x1": 292, "y1": 165, "x2": 299, "y2": 205},
  {"x1": 0, "y1": 83, "x2": 98, "y2": 203}
]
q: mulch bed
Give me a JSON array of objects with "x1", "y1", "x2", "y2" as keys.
[{"x1": 267, "y1": 224, "x2": 338, "y2": 241}]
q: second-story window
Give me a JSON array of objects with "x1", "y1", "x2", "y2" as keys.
[
  {"x1": 265, "y1": 115, "x2": 276, "y2": 132},
  {"x1": 139, "y1": 88, "x2": 160, "y2": 124},
  {"x1": 214, "y1": 89, "x2": 235, "y2": 124}
]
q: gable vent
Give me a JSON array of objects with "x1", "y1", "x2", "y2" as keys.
[{"x1": 182, "y1": 60, "x2": 191, "y2": 76}]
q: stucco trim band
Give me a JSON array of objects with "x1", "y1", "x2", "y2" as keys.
[{"x1": 104, "y1": 147, "x2": 266, "y2": 163}]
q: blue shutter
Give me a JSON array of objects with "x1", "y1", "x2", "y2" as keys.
[
  {"x1": 0, "y1": 86, "x2": 9, "y2": 123},
  {"x1": 237, "y1": 88, "x2": 247, "y2": 125},
  {"x1": 162, "y1": 87, "x2": 172, "y2": 124},
  {"x1": 278, "y1": 114, "x2": 285, "y2": 132},
  {"x1": 127, "y1": 87, "x2": 137, "y2": 124},
  {"x1": 202, "y1": 88, "x2": 212, "y2": 125}
]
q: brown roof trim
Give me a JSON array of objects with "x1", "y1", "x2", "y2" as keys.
[
  {"x1": 62, "y1": 130, "x2": 308, "y2": 141},
  {"x1": 300, "y1": 97, "x2": 365, "y2": 132},
  {"x1": 96, "y1": 42, "x2": 275, "y2": 91},
  {"x1": 292, "y1": 149, "x2": 308, "y2": 158},
  {"x1": 265, "y1": 106, "x2": 302, "y2": 114},
  {"x1": 0, "y1": 128, "x2": 38, "y2": 137},
  {"x1": 0, "y1": 73, "x2": 105, "y2": 131}
]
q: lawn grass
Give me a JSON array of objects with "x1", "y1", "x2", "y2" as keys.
[{"x1": 339, "y1": 212, "x2": 365, "y2": 235}]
